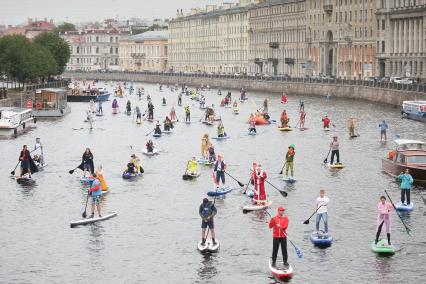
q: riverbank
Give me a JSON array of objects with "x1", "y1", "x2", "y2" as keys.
[{"x1": 62, "y1": 71, "x2": 426, "y2": 106}]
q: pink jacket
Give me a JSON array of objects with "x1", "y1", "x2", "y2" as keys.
[{"x1": 378, "y1": 201, "x2": 393, "y2": 215}]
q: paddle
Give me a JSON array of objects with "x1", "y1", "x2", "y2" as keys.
[
  {"x1": 303, "y1": 205, "x2": 323, "y2": 224},
  {"x1": 182, "y1": 161, "x2": 191, "y2": 180},
  {"x1": 145, "y1": 128, "x2": 155, "y2": 137},
  {"x1": 384, "y1": 190, "x2": 411, "y2": 236},
  {"x1": 69, "y1": 162, "x2": 83, "y2": 175},
  {"x1": 82, "y1": 191, "x2": 90, "y2": 218},
  {"x1": 242, "y1": 175, "x2": 252, "y2": 194},
  {"x1": 278, "y1": 162, "x2": 287, "y2": 175},
  {"x1": 225, "y1": 172, "x2": 244, "y2": 187},
  {"x1": 294, "y1": 119, "x2": 300, "y2": 129},
  {"x1": 323, "y1": 146, "x2": 332, "y2": 164},
  {"x1": 265, "y1": 179, "x2": 288, "y2": 197},
  {"x1": 264, "y1": 210, "x2": 303, "y2": 259}
]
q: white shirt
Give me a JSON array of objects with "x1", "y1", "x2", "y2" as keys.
[
  {"x1": 34, "y1": 142, "x2": 43, "y2": 156},
  {"x1": 317, "y1": 196, "x2": 329, "y2": 214}
]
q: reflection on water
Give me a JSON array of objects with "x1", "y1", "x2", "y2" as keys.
[{"x1": 197, "y1": 254, "x2": 219, "y2": 282}]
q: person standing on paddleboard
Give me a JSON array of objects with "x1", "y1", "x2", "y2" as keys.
[
  {"x1": 322, "y1": 115, "x2": 330, "y2": 129},
  {"x1": 147, "y1": 101, "x2": 154, "y2": 120},
  {"x1": 316, "y1": 189, "x2": 329, "y2": 235},
  {"x1": 135, "y1": 106, "x2": 142, "y2": 123},
  {"x1": 201, "y1": 134, "x2": 210, "y2": 159},
  {"x1": 199, "y1": 198, "x2": 217, "y2": 245},
  {"x1": 285, "y1": 145, "x2": 295, "y2": 180},
  {"x1": 98, "y1": 100, "x2": 103, "y2": 115},
  {"x1": 269, "y1": 206, "x2": 289, "y2": 268},
  {"x1": 299, "y1": 110, "x2": 306, "y2": 129},
  {"x1": 330, "y1": 135, "x2": 340, "y2": 165},
  {"x1": 348, "y1": 116, "x2": 356, "y2": 137},
  {"x1": 33, "y1": 138, "x2": 44, "y2": 166},
  {"x1": 184, "y1": 105, "x2": 191, "y2": 122},
  {"x1": 214, "y1": 155, "x2": 227, "y2": 187},
  {"x1": 81, "y1": 148, "x2": 95, "y2": 176},
  {"x1": 379, "y1": 120, "x2": 389, "y2": 142},
  {"x1": 89, "y1": 173, "x2": 102, "y2": 218},
  {"x1": 280, "y1": 110, "x2": 289, "y2": 128},
  {"x1": 398, "y1": 169, "x2": 413, "y2": 205},
  {"x1": 19, "y1": 145, "x2": 37, "y2": 178},
  {"x1": 281, "y1": 92, "x2": 287, "y2": 104},
  {"x1": 217, "y1": 121, "x2": 226, "y2": 137},
  {"x1": 251, "y1": 164, "x2": 267, "y2": 204},
  {"x1": 375, "y1": 196, "x2": 394, "y2": 245}
]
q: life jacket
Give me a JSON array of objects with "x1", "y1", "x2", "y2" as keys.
[{"x1": 214, "y1": 160, "x2": 225, "y2": 171}]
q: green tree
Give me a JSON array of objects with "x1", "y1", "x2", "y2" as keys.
[
  {"x1": 52, "y1": 22, "x2": 76, "y2": 34},
  {"x1": 34, "y1": 32, "x2": 70, "y2": 74}
]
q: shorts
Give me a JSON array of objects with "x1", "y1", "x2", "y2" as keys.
[
  {"x1": 21, "y1": 160, "x2": 30, "y2": 169},
  {"x1": 91, "y1": 195, "x2": 101, "y2": 205},
  {"x1": 381, "y1": 130, "x2": 386, "y2": 134},
  {"x1": 201, "y1": 218, "x2": 214, "y2": 229}
]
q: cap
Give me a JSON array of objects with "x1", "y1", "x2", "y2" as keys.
[
  {"x1": 278, "y1": 206, "x2": 285, "y2": 212},
  {"x1": 289, "y1": 144, "x2": 295, "y2": 148}
]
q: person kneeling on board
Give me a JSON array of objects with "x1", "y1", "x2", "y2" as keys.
[
  {"x1": 126, "y1": 161, "x2": 136, "y2": 174},
  {"x1": 187, "y1": 157, "x2": 198, "y2": 175},
  {"x1": 146, "y1": 140, "x2": 154, "y2": 153},
  {"x1": 251, "y1": 164, "x2": 267, "y2": 204},
  {"x1": 89, "y1": 174, "x2": 102, "y2": 218},
  {"x1": 269, "y1": 206, "x2": 289, "y2": 268},
  {"x1": 199, "y1": 198, "x2": 217, "y2": 245},
  {"x1": 154, "y1": 121, "x2": 162, "y2": 135}
]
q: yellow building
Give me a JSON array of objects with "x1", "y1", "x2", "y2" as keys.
[
  {"x1": 119, "y1": 31, "x2": 168, "y2": 72},
  {"x1": 168, "y1": 1, "x2": 252, "y2": 73}
]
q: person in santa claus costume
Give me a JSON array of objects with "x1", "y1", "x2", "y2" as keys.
[{"x1": 251, "y1": 164, "x2": 268, "y2": 204}]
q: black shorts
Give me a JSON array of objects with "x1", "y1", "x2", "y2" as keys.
[{"x1": 201, "y1": 219, "x2": 214, "y2": 229}]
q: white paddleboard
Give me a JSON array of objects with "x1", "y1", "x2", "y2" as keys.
[{"x1": 70, "y1": 212, "x2": 117, "y2": 228}]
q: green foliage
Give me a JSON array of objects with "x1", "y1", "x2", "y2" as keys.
[
  {"x1": 53, "y1": 22, "x2": 76, "y2": 34},
  {"x1": 0, "y1": 34, "x2": 58, "y2": 82},
  {"x1": 34, "y1": 32, "x2": 70, "y2": 74}
]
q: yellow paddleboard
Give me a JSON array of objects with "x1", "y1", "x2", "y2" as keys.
[
  {"x1": 327, "y1": 163, "x2": 345, "y2": 169},
  {"x1": 278, "y1": 127, "x2": 293, "y2": 132}
]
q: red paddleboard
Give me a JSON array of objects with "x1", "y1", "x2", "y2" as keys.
[{"x1": 269, "y1": 259, "x2": 294, "y2": 281}]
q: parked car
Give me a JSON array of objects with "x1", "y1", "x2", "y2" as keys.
[
  {"x1": 400, "y1": 78, "x2": 417, "y2": 85},
  {"x1": 365, "y1": 77, "x2": 376, "y2": 82},
  {"x1": 390, "y1": 76, "x2": 403, "y2": 83}
]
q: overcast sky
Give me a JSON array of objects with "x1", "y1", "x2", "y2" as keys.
[{"x1": 0, "y1": 0, "x2": 228, "y2": 25}]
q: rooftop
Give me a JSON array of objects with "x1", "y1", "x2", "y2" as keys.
[{"x1": 126, "y1": 30, "x2": 168, "y2": 42}]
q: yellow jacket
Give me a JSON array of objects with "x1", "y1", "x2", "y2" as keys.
[{"x1": 187, "y1": 160, "x2": 198, "y2": 173}]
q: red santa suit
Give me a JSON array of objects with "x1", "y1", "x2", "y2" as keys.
[{"x1": 252, "y1": 165, "x2": 267, "y2": 202}]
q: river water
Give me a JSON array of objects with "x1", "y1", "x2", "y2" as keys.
[{"x1": 0, "y1": 81, "x2": 425, "y2": 284}]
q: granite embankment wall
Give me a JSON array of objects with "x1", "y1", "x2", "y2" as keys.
[{"x1": 63, "y1": 72, "x2": 426, "y2": 106}]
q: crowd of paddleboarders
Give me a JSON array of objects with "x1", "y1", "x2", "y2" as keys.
[{"x1": 11, "y1": 80, "x2": 417, "y2": 281}]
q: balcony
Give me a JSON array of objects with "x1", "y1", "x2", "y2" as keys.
[
  {"x1": 323, "y1": 4, "x2": 333, "y2": 15},
  {"x1": 269, "y1": 42, "x2": 279, "y2": 49},
  {"x1": 131, "y1": 53, "x2": 146, "y2": 58}
]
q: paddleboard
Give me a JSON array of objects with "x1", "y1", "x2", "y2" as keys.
[
  {"x1": 70, "y1": 212, "x2": 117, "y2": 228},
  {"x1": 96, "y1": 114, "x2": 104, "y2": 117},
  {"x1": 310, "y1": 232, "x2": 333, "y2": 247},
  {"x1": 395, "y1": 202, "x2": 414, "y2": 212},
  {"x1": 248, "y1": 131, "x2": 257, "y2": 136},
  {"x1": 16, "y1": 176, "x2": 35, "y2": 185},
  {"x1": 136, "y1": 121, "x2": 142, "y2": 124},
  {"x1": 371, "y1": 239, "x2": 396, "y2": 256},
  {"x1": 350, "y1": 135, "x2": 359, "y2": 138},
  {"x1": 197, "y1": 158, "x2": 214, "y2": 166},
  {"x1": 233, "y1": 110, "x2": 239, "y2": 115},
  {"x1": 282, "y1": 177, "x2": 297, "y2": 184},
  {"x1": 163, "y1": 130, "x2": 173, "y2": 134},
  {"x1": 324, "y1": 128, "x2": 330, "y2": 131},
  {"x1": 202, "y1": 121, "x2": 214, "y2": 126},
  {"x1": 269, "y1": 259, "x2": 294, "y2": 281},
  {"x1": 278, "y1": 127, "x2": 293, "y2": 132},
  {"x1": 182, "y1": 172, "x2": 201, "y2": 180},
  {"x1": 242, "y1": 201, "x2": 272, "y2": 213},
  {"x1": 299, "y1": 127, "x2": 308, "y2": 131},
  {"x1": 197, "y1": 238, "x2": 220, "y2": 253},
  {"x1": 207, "y1": 186, "x2": 233, "y2": 196},
  {"x1": 153, "y1": 133, "x2": 162, "y2": 138},
  {"x1": 122, "y1": 171, "x2": 142, "y2": 179},
  {"x1": 142, "y1": 148, "x2": 159, "y2": 156},
  {"x1": 326, "y1": 163, "x2": 345, "y2": 169},
  {"x1": 212, "y1": 136, "x2": 230, "y2": 140},
  {"x1": 80, "y1": 176, "x2": 95, "y2": 184}
]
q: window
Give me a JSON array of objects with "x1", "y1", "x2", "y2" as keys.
[
  {"x1": 382, "y1": 20, "x2": 385, "y2": 30},
  {"x1": 382, "y1": 41, "x2": 385, "y2": 52}
]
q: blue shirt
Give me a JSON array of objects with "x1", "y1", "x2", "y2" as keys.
[
  {"x1": 91, "y1": 179, "x2": 102, "y2": 196},
  {"x1": 379, "y1": 122, "x2": 388, "y2": 131},
  {"x1": 398, "y1": 173, "x2": 413, "y2": 189}
]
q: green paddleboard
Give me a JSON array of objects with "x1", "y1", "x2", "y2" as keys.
[{"x1": 371, "y1": 239, "x2": 396, "y2": 255}]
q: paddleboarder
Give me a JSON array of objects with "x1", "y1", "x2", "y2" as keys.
[
  {"x1": 280, "y1": 110, "x2": 289, "y2": 128},
  {"x1": 214, "y1": 155, "x2": 227, "y2": 186},
  {"x1": 299, "y1": 110, "x2": 306, "y2": 129},
  {"x1": 299, "y1": 100, "x2": 304, "y2": 111},
  {"x1": 135, "y1": 106, "x2": 142, "y2": 123},
  {"x1": 96, "y1": 165, "x2": 109, "y2": 191},
  {"x1": 164, "y1": 116, "x2": 173, "y2": 131},
  {"x1": 98, "y1": 100, "x2": 103, "y2": 115},
  {"x1": 201, "y1": 134, "x2": 210, "y2": 159},
  {"x1": 322, "y1": 115, "x2": 330, "y2": 129},
  {"x1": 217, "y1": 121, "x2": 226, "y2": 138},
  {"x1": 89, "y1": 173, "x2": 102, "y2": 218},
  {"x1": 330, "y1": 135, "x2": 340, "y2": 165},
  {"x1": 81, "y1": 148, "x2": 95, "y2": 176},
  {"x1": 170, "y1": 106, "x2": 176, "y2": 121},
  {"x1": 284, "y1": 145, "x2": 295, "y2": 179},
  {"x1": 348, "y1": 116, "x2": 356, "y2": 137},
  {"x1": 379, "y1": 120, "x2": 389, "y2": 142},
  {"x1": 187, "y1": 157, "x2": 198, "y2": 175},
  {"x1": 248, "y1": 118, "x2": 257, "y2": 134},
  {"x1": 112, "y1": 99, "x2": 119, "y2": 114},
  {"x1": 208, "y1": 144, "x2": 216, "y2": 163},
  {"x1": 184, "y1": 105, "x2": 191, "y2": 122},
  {"x1": 148, "y1": 101, "x2": 154, "y2": 120},
  {"x1": 146, "y1": 140, "x2": 154, "y2": 153},
  {"x1": 154, "y1": 121, "x2": 162, "y2": 135},
  {"x1": 263, "y1": 98, "x2": 269, "y2": 114},
  {"x1": 316, "y1": 189, "x2": 329, "y2": 234},
  {"x1": 19, "y1": 145, "x2": 37, "y2": 178},
  {"x1": 251, "y1": 164, "x2": 267, "y2": 203},
  {"x1": 178, "y1": 93, "x2": 182, "y2": 106},
  {"x1": 33, "y1": 137, "x2": 44, "y2": 166},
  {"x1": 199, "y1": 198, "x2": 217, "y2": 245},
  {"x1": 269, "y1": 206, "x2": 289, "y2": 268},
  {"x1": 281, "y1": 92, "x2": 287, "y2": 104},
  {"x1": 398, "y1": 169, "x2": 413, "y2": 205},
  {"x1": 375, "y1": 195, "x2": 393, "y2": 245}
]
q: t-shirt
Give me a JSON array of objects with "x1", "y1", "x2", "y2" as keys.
[
  {"x1": 379, "y1": 123, "x2": 388, "y2": 131},
  {"x1": 330, "y1": 141, "x2": 339, "y2": 150},
  {"x1": 317, "y1": 196, "x2": 329, "y2": 213}
]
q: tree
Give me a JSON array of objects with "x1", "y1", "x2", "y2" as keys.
[
  {"x1": 52, "y1": 22, "x2": 76, "y2": 34},
  {"x1": 34, "y1": 32, "x2": 70, "y2": 74}
]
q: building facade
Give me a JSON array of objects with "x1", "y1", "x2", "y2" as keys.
[
  {"x1": 168, "y1": 0, "x2": 252, "y2": 73},
  {"x1": 375, "y1": 0, "x2": 426, "y2": 81},
  {"x1": 248, "y1": 0, "x2": 307, "y2": 76},
  {"x1": 119, "y1": 31, "x2": 168, "y2": 72},
  {"x1": 306, "y1": 0, "x2": 377, "y2": 79},
  {"x1": 61, "y1": 29, "x2": 130, "y2": 71},
  {"x1": 2, "y1": 18, "x2": 55, "y2": 39}
]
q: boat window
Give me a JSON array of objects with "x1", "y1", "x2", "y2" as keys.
[
  {"x1": 396, "y1": 153, "x2": 405, "y2": 163},
  {"x1": 406, "y1": 156, "x2": 426, "y2": 164}
]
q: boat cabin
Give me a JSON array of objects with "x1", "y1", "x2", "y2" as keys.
[
  {"x1": 31, "y1": 88, "x2": 71, "y2": 117},
  {"x1": 0, "y1": 107, "x2": 36, "y2": 137}
]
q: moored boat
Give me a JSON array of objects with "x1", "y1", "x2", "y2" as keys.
[
  {"x1": 67, "y1": 87, "x2": 111, "y2": 102},
  {"x1": 382, "y1": 139, "x2": 426, "y2": 184},
  {"x1": 401, "y1": 100, "x2": 426, "y2": 122},
  {"x1": 31, "y1": 88, "x2": 71, "y2": 117},
  {"x1": 0, "y1": 107, "x2": 36, "y2": 137}
]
